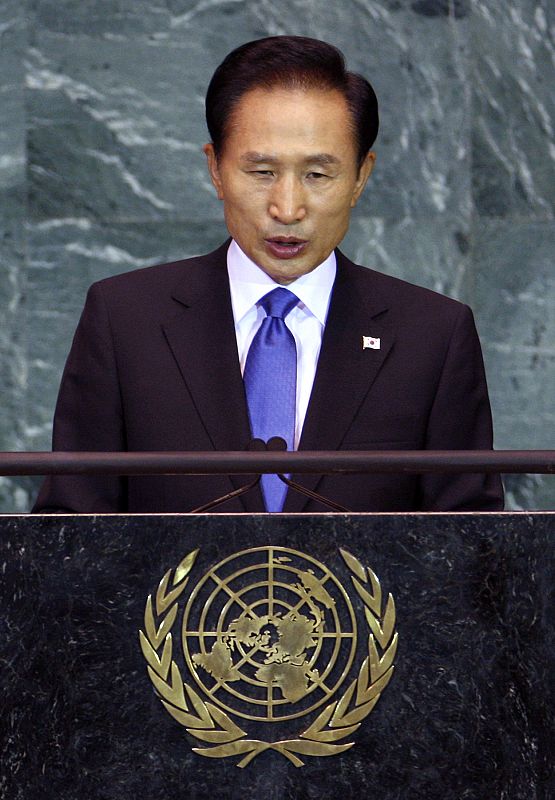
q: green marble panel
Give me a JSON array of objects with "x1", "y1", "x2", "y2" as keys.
[
  {"x1": 0, "y1": 1, "x2": 28, "y2": 511},
  {"x1": 471, "y1": 1, "x2": 555, "y2": 217},
  {"x1": 343, "y1": 216, "x2": 473, "y2": 302},
  {"x1": 473, "y1": 220, "x2": 555, "y2": 509},
  {"x1": 26, "y1": 0, "x2": 471, "y2": 222}
]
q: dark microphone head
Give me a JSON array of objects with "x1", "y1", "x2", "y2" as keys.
[
  {"x1": 247, "y1": 438, "x2": 267, "y2": 451},
  {"x1": 267, "y1": 436, "x2": 287, "y2": 452}
]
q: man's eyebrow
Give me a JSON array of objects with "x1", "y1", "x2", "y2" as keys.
[
  {"x1": 240, "y1": 152, "x2": 342, "y2": 166},
  {"x1": 240, "y1": 152, "x2": 278, "y2": 164},
  {"x1": 306, "y1": 153, "x2": 341, "y2": 166}
]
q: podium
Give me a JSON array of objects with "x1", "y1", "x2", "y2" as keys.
[{"x1": 1, "y1": 512, "x2": 553, "y2": 798}]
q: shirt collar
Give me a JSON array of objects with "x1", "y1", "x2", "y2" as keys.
[{"x1": 227, "y1": 240, "x2": 336, "y2": 326}]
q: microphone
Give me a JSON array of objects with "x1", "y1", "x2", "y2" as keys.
[
  {"x1": 267, "y1": 437, "x2": 349, "y2": 513},
  {"x1": 189, "y1": 439, "x2": 265, "y2": 513}
]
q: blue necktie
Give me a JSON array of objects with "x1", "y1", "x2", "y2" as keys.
[{"x1": 244, "y1": 287, "x2": 298, "y2": 512}]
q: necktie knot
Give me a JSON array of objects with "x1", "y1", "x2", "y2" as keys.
[{"x1": 259, "y1": 287, "x2": 299, "y2": 320}]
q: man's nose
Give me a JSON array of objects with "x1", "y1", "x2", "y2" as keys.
[{"x1": 268, "y1": 176, "x2": 307, "y2": 224}]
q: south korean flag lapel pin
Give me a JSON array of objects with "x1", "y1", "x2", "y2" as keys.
[{"x1": 362, "y1": 335, "x2": 381, "y2": 350}]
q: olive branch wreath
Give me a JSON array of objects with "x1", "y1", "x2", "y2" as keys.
[{"x1": 139, "y1": 547, "x2": 397, "y2": 768}]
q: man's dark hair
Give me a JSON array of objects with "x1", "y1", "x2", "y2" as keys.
[{"x1": 205, "y1": 36, "x2": 379, "y2": 170}]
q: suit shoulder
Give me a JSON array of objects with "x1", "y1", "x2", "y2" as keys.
[{"x1": 88, "y1": 242, "x2": 228, "y2": 298}]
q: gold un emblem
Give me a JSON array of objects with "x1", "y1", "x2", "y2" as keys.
[{"x1": 139, "y1": 546, "x2": 397, "y2": 767}]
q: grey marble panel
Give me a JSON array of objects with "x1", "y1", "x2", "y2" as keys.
[
  {"x1": 471, "y1": 1, "x2": 555, "y2": 217},
  {"x1": 473, "y1": 220, "x2": 555, "y2": 509}
]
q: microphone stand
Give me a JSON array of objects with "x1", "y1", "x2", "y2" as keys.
[
  {"x1": 276, "y1": 474, "x2": 348, "y2": 512},
  {"x1": 190, "y1": 437, "x2": 350, "y2": 514},
  {"x1": 189, "y1": 439, "x2": 265, "y2": 513},
  {"x1": 265, "y1": 437, "x2": 349, "y2": 513}
]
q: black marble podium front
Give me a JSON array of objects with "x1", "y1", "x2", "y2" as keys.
[{"x1": 1, "y1": 513, "x2": 553, "y2": 799}]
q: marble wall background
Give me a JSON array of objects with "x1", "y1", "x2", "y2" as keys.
[{"x1": 0, "y1": 0, "x2": 553, "y2": 511}]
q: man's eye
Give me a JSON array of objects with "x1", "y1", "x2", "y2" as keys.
[
  {"x1": 252, "y1": 170, "x2": 274, "y2": 176},
  {"x1": 307, "y1": 172, "x2": 328, "y2": 179}
]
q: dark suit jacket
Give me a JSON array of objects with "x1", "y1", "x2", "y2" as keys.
[{"x1": 33, "y1": 242, "x2": 503, "y2": 513}]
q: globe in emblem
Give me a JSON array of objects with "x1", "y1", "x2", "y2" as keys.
[{"x1": 182, "y1": 547, "x2": 357, "y2": 721}]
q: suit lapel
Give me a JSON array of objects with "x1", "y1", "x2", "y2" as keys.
[
  {"x1": 283, "y1": 253, "x2": 396, "y2": 512},
  {"x1": 161, "y1": 245, "x2": 264, "y2": 511}
]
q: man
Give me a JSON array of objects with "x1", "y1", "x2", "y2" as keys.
[{"x1": 33, "y1": 36, "x2": 503, "y2": 514}]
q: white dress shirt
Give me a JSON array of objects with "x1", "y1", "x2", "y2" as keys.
[{"x1": 227, "y1": 240, "x2": 336, "y2": 449}]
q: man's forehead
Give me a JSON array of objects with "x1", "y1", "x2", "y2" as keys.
[
  {"x1": 229, "y1": 85, "x2": 351, "y2": 124},
  {"x1": 240, "y1": 151, "x2": 342, "y2": 165}
]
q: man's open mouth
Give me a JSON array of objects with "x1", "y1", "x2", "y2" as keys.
[{"x1": 265, "y1": 238, "x2": 308, "y2": 259}]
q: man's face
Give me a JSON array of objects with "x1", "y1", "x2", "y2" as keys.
[{"x1": 204, "y1": 87, "x2": 375, "y2": 284}]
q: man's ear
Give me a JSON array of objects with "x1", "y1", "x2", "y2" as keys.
[
  {"x1": 350, "y1": 151, "x2": 376, "y2": 208},
  {"x1": 203, "y1": 143, "x2": 224, "y2": 200}
]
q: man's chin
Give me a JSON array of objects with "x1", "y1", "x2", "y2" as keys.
[
  {"x1": 247, "y1": 245, "x2": 322, "y2": 284},
  {"x1": 256, "y1": 258, "x2": 320, "y2": 285}
]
